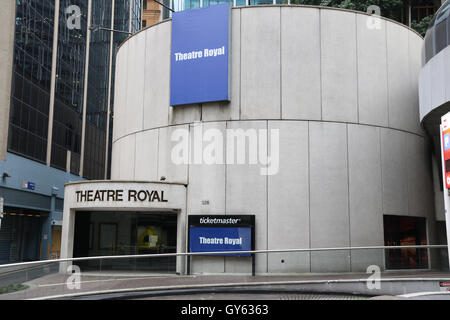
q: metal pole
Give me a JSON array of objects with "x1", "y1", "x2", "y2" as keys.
[
  {"x1": 104, "y1": 0, "x2": 115, "y2": 180},
  {"x1": 79, "y1": 0, "x2": 93, "y2": 177},
  {"x1": 90, "y1": 26, "x2": 131, "y2": 35},
  {"x1": 152, "y1": 0, "x2": 175, "y2": 12},
  {"x1": 45, "y1": 0, "x2": 60, "y2": 166},
  {"x1": 0, "y1": 197, "x2": 3, "y2": 230},
  {"x1": 0, "y1": 245, "x2": 447, "y2": 270}
]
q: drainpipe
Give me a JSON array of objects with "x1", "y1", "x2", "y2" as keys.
[
  {"x1": 41, "y1": 187, "x2": 58, "y2": 260},
  {"x1": 48, "y1": 187, "x2": 59, "y2": 259},
  {"x1": 0, "y1": 197, "x2": 3, "y2": 230}
]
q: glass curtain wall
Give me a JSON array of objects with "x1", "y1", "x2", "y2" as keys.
[
  {"x1": 51, "y1": 0, "x2": 87, "y2": 174},
  {"x1": 102, "y1": 0, "x2": 142, "y2": 180},
  {"x1": 83, "y1": 0, "x2": 112, "y2": 180},
  {"x1": 9, "y1": 0, "x2": 55, "y2": 163},
  {"x1": 9, "y1": 0, "x2": 141, "y2": 180}
]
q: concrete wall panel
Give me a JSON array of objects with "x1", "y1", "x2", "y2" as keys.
[
  {"x1": 135, "y1": 129, "x2": 159, "y2": 181},
  {"x1": 113, "y1": 42, "x2": 128, "y2": 142},
  {"x1": 356, "y1": 16, "x2": 388, "y2": 127},
  {"x1": 187, "y1": 122, "x2": 226, "y2": 214},
  {"x1": 309, "y1": 122, "x2": 350, "y2": 272},
  {"x1": 157, "y1": 125, "x2": 189, "y2": 184},
  {"x1": 381, "y1": 128, "x2": 408, "y2": 215},
  {"x1": 387, "y1": 23, "x2": 421, "y2": 134},
  {"x1": 348, "y1": 124, "x2": 384, "y2": 271},
  {"x1": 267, "y1": 121, "x2": 310, "y2": 273},
  {"x1": 169, "y1": 104, "x2": 202, "y2": 125},
  {"x1": 408, "y1": 32, "x2": 424, "y2": 135},
  {"x1": 240, "y1": 7, "x2": 280, "y2": 120},
  {"x1": 188, "y1": 126, "x2": 227, "y2": 276},
  {"x1": 143, "y1": 22, "x2": 170, "y2": 130},
  {"x1": 407, "y1": 135, "x2": 433, "y2": 218},
  {"x1": 321, "y1": 10, "x2": 358, "y2": 123},
  {"x1": 117, "y1": 134, "x2": 136, "y2": 180},
  {"x1": 281, "y1": 7, "x2": 321, "y2": 121},
  {"x1": 125, "y1": 32, "x2": 145, "y2": 136},
  {"x1": 111, "y1": 141, "x2": 120, "y2": 180},
  {"x1": 430, "y1": 50, "x2": 446, "y2": 112},
  {"x1": 419, "y1": 43, "x2": 450, "y2": 122},
  {"x1": 225, "y1": 121, "x2": 268, "y2": 273},
  {"x1": 419, "y1": 64, "x2": 432, "y2": 121}
]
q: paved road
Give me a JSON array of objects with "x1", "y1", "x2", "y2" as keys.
[
  {"x1": 136, "y1": 293, "x2": 369, "y2": 300},
  {"x1": 1, "y1": 270, "x2": 450, "y2": 300}
]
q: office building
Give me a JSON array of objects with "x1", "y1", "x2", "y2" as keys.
[{"x1": 0, "y1": 0, "x2": 141, "y2": 263}]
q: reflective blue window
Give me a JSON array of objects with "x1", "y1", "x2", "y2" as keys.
[
  {"x1": 183, "y1": 0, "x2": 201, "y2": 10},
  {"x1": 249, "y1": 0, "x2": 273, "y2": 4},
  {"x1": 424, "y1": 0, "x2": 450, "y2": 62},
  {"x1": 203, "y1": 0, "x2": 233, "y2": 7}
]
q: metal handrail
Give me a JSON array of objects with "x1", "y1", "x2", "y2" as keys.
[{"x1": 0, "y1": 244, "x2": 446, "y2": 270}]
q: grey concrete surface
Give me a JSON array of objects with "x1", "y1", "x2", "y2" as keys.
[
  {"x1": 1, "y1": 271, "x2": 450, "y2": 300},
  {"x1": 419, "y1": 45, "x2": 450, "y2": 121}
]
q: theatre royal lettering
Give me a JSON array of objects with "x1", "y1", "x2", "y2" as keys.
[{"x1": 75, "y1": 189, "x2": 169, "y2": 203}]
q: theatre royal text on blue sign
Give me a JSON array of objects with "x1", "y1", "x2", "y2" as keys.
[
  {"x1": 190, "y1": 227, "x2": 252, "y2": 256},
  {"x1": 188, "y1": 215, "x2": 255, "y2": 257},
  {"x1": 170, "y1": 3, "x2": 231, "y2": 106}
]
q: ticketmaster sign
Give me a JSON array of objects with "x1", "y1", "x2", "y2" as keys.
[{"x1": 170, "y1": 3, "x2": 231, "y2": 106}]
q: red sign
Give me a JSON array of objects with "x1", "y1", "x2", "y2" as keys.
[{"x1": 442, "y1": 116, "x2": 450, "y2": 189}]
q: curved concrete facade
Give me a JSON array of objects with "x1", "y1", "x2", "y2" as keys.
[
  {"x1": 418, "y1": 2, "x2": 450, "y2": 226},
  {"x1": 419, "y1": 45, "x2": 450, "y2": 122},
  {"x1": 112, "y1": 6, "x2": 437, "y2": 274}
]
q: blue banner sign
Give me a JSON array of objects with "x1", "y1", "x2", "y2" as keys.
[
  {"x1": 189, "y1": 227, "x2": 252, "y2": 256},
  {"x1": 170, "y1": 3, "x2": 231, "y2": 106}
]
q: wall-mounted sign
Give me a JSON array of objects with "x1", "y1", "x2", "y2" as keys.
[
  {"x1": 188, "y1": 215, "x2": 254, "y2": 256},
  {"x1": 75, "y1": 189, "x2": 168, "y2": 203},
  {"x1": 170, "y1": 3, "x2": 231, "y2": 106},
  {"x1": 442, "y1": 114, "x2": 450, "y2": 189},
  {"x1": 440, "y1": 112, "x2": 450, "y2": 269},
  {"x1": 22, "y1": 180, "x2": 35, "y2": 190}
]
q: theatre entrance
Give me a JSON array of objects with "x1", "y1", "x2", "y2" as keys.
[{"x1": 73, "y1": 211, "x2": 177, "y2": 273}]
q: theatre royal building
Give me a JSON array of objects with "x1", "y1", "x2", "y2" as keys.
[{"x1": 60, "y1": 4, "x2": 447, "y2": 275}]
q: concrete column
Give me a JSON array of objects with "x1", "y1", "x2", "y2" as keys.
[
  {"x1": 0, "y1": 2, "x2": 16, "y2": 161},
  {"x1": 59, "y1": 209, "x2": 75, "y2": 273},
  {"x1": 79, "y1": 0, "x2": 93, "y2": 177},
  {"x1": 46, "y1": 0, "x2": 60, "y2": 166}
]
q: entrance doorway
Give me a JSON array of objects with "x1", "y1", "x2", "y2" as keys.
[
  {"x1": 73, "y1": 211, "x2": 177, "y2": 273},
  {"x1": 384, "y1": 215, "x2": 428, "y2": 269},
  {"x1": 0, "y1": 207, "x2": 44, "y2": 263}
]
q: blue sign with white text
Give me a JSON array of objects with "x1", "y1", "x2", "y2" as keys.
[
  {"x1": 170, "y1": 3, "x2": 231, "y2": 106},
  {"x1": 189, "y1": 227, "x2": 251, "y2": 256}
]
